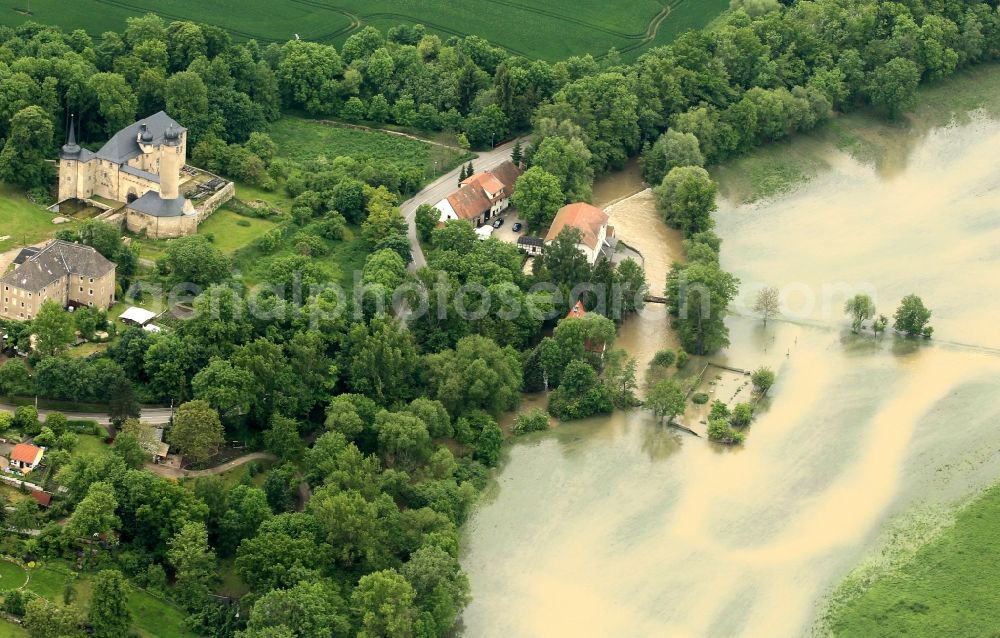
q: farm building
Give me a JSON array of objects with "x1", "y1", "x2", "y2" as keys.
[
  {"x1": 544, "y1": 202, "x2": 615, "y2": 265},
  {"x1": 57, "y1": 112, "x2": 233, "y2": 239},
  {"x1": 9, "y1": 443, "x2": 44, "y2": 473},
  {"x1": 435, "y1": 161, "x2": 522, "y2": 226},
  {"x1": 1, "y1": 240, "x2": 116, "y2": 321}
]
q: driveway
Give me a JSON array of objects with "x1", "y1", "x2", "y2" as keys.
[
  {"x1": 488, "y1": 209, "x2": 530, "y2": 245},
  {"x1": 400, "y1": 138, "x2": 526, "y2": 271}
]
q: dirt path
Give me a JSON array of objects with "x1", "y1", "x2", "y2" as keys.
[
  {"x1": 145, "y1": 451, "x2": 276, "y2": 480},
  {"x1": 312, "y1": 119, "x2": 469, "y2": 153}
]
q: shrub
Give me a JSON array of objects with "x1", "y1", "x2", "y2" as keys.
[
  {"x1": 709, "y1": 400, "x2": 730, "y2": 420},
  {"x1": 651, "y1": 349, "x2": 676, "y2": 367},
  {"x1": 513, "y1": 408, "x2": 549, "y2": 435},
  {"x1": 751, "y1": 367, "x2": 775, "y2": 394},
  {"x1": 676, "y1": 351, "x2": 690, "y2": 368},
  {"x1": 707, "y1": 418, "x2": 744, "y2": 444},
  {"x1": 731, "y1": 402, "x2": 753, "y2": 427},
  {"x1": 691, "y1": 392, "x2": 709, "y2": 404},
  {"x1": 236, "y1": 219, "x2": 251, "y2": 227}
]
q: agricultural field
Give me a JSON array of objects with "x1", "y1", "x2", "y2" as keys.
[
  {"x1": 0, "y1": 0, "x2": 729, "y2": 61},
  {"x1": 824, "y1": 483, "x2": 1000, "y2": 636},
  {"x1": 267, "y1": 116, "x2": 468, "y2": 178}
]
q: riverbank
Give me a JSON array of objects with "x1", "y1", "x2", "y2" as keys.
[{"x1": 819, "y1": 482, "x2": 1000, "y2": 636}]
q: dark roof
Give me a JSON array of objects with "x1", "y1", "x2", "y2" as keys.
[
  {"x1": 121, "y1": 164, "x2": 160, "y2": 183},
  {"x1": 127, "y1": 191, "x2": 189, "y2": 218},
  {"x1": 517, "y1": 236, "x2": 545, "y2": 246},
  {"x1": 0, "y1": 240, "x2": 115, "y2": 291},
  {"x1": 94, "y1": 111, "x2": 185, "y2": 165},
  {"x1": 12, "y1": 247, "x2": 40, "y2": 265},
  {"x1": 489, "y1": 160, "x2": 522, "y2": 191}
]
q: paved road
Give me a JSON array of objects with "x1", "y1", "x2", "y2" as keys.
[
  {"x1": 0, "y1": 403, "x2": 173, "y2": 426},
  {"x1": 400, "y1": 139, "x2": 524, "y2": 271}
]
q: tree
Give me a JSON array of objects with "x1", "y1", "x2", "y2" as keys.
[
  {"x1": 111, "y1": 431, "x2": 148, "y2": 469},
  {"x1": 475, "y1": 419, "x2": 503, "y2": 466},
  {"x1": 0, "y1": 105, "x2": 55, "y2": 189},
  {"x1": 893, "y1": 294, "x2": 933, "y2": 338},
  {"x1": 424, "y1": 335, "x2": 523, "y2": 417},
  {"x1": 88, "y1": 570, "x2": 131, "y2": 638},
  {"x1": 192, "y1": 358, "x2": 255, "y2": 417},
  {"x1": 843, "y1": 293, "x2": 875, "y2": 333},
  {"x1": 108, "y1": 379, "x2": 140, "y2": 426},
  {"x1": 352, "y1": 569, "x2": 419, "y2": 638},
  {"x1": 170, "y1": 400, "x2": 225, "y2": 465},
  {"x1": 868, "y1": 57, "x2": 920, "y2": 119},
  {"x1": 373, "y1": 411, "x2": 432, "y2": 468},
  {"x1": 602, "y1": 348, "x2": 638, "y2": 408},
  {"x1": 511, "y1": 166, "x2": 564, "y2": 231},
  {"x1": 348, "y1": 315, "x2": 418, "y2": 405},
  {"x1": 873, "y1": 314, "x2": 889, "y2": 339},
  {"x1": 531, "y1": 135, "x2": 594, "y2": 202},
  {"x1": 415, "y1": 203, "x2": 439, "y2": 243},
  {"x1": 654, "y1": 166, "x2": 717, "y2": 236},
  {"x1": 511, "y1": 139, "x2": 523, "y2": 165},
  {"x1": 242, "y1": 580, "x2": 349, "y2": 638},
  {"x1": 752, "y1": 286, "x2": 779, "y2": 326},
  {"x1": 751, "y1": 366, "x2": 775, "y2": 395},
  {"x1": 67, "y1": 481, "x2": 120, "y2": 540},
  {"x1": 160, "y1": 235, "x2": 230, "y2": 287},
  {"x1": 0, "y1": 359, "x2": 32, "y2": 396},
  {"x1": 23, "y1": 597, "x2": 84, "y2": 638},
  {"x1": 33, "y1": 300, "x2": 76, "y2": 357},
  {"x1": 665, "y1": 260, "x2": 740, "y2": 355},
  {"x1": 647, "y1": 379, "x2": 686, "y2": 422},
  {"x1": 642, "y1": 128, "x2": 704, "y2": 185},
  {"x1": 547, "y1": 359, "x2": 614, "y2": 421},
  {"x1": 400, "y1": 545, "x2": 470, "y2": 635},
  {"x1": 731, "y1": 402, "x2": 753, "y2": 427},
  {"x1": 10, "y1": 499, "x2": 38, "y2": 532},
  {"x1": 218, "y1": 485, "x2": 272, "y2": 556},
  {"x1": 89, "y1": 72, "x2": 137, "y2": 136},
  {"x1": 263, "y1": 414, "x2": 304, "y2": 462}
]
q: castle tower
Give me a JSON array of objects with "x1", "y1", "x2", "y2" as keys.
[
  {"x1": 58, "y1": 115, "x2": 81, "y2": 201},
  {"x1": 159, "y1": 123, "x2": 182, "y2": 199}
]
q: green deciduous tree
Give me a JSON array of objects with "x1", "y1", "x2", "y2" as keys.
[
  {"x1": 868, "y1": 57, "x2": 920, "y2": 119},
  {"x1": 352, "y1": 569, "x2": 419, "y2": 638},
  {"x1": 33, "y1": 300, "x2": 76, "y2": 357},
  {"x1": 67, "y1": 481, "x2": 120, "y2": 540},
  {"x1": 654, "y1": 166, "x2": 717, "y2": 237},
  {"x1": 642, "y1": 128, "x2": 704, "y2": 185},
  {"x1": 844, "y1": 293, "x2": 875, "y2": 333},
  {"x1": 647, "y1": 379, "x2": 686, "y2": 422},
  {"x1": 88, "y1": 570, "x2": 132, "y2": 638},
  {"x1": 0, "y1": 105, "x2": 55, "y2": 189},
  {"x1": 893, "y1": 294, "x2": 933, "y2": 338},
  {"x1": 170, "y1": 400, "x2": 225, "y2": 464},
  {"x1": 511, "y1": 166, "x2": 564, "y2": 232}
]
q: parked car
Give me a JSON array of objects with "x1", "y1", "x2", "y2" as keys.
[
  {"x1": 512, "y1": 222, "x2": 522, "y2": 232},
  {"x1": 493, "y1": 218, "x2": 504, "y2": 228}
]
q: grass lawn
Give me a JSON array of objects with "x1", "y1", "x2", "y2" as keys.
[
  {"x1": 0, "y1": 183, "x2": 76, "y2": 253},
  {"x1": 268, "y1": 116, "x2": 468, "y2": 179},
  {"x1": 66, "y1": 341, "x2": 112, "y2": 359},
  {"x1": 23, "y1": 561, "x2": 198, "y2": 638},
  {"x1": 71, "y1": 433, "x2": 112, "y2": 459},
  {"x1": 0, "y1": 621, "x2": 28, "y2": 638},
  {"x1": 197, "y1": 207, "x2": 277, "y2": 255},
  {"x1": 0, "y1": 561, "x2": 28, "y2": 590},
  {"x1": 825, "y1": 482, "x2": 1000, "y2": 636},
  {"x1": 0, "y1": 0, "x2": 724, "y2": 61},
  {"x1": 0, "y1": 483, "x2": 31, "y2": 504}
]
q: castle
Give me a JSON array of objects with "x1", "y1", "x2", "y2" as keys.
[{"x1": 58, "y1": 111, "x2": 230, "y2": 239}]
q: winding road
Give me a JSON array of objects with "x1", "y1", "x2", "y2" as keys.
[{"x1": 400, "y1": 138, "x2": 523, "y2": 271}]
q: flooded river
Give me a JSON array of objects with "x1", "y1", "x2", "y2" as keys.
[{"x1": 460, "y1": 114, "x2": 1000, "y2": 637}]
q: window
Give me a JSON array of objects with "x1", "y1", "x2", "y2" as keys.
[
  {"x1": 80, "y1": 287, "x2": 84, "y2": 292},
  {"x1": 89, "y1": 278, "x2": 94, "y2": 283},
  {"x1": 89, "y1": 289, "x2": 93, "y2": 295}
]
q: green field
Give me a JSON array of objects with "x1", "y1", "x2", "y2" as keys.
[
  {"x1": 0, "y1": 561, "x2": 28, "y2": 590},
  {"x1": 824, "y1": 483, "x2": 1000, "y2": 636},
  {"x1": 197, "y1": 208, "x2": 278, "y2": 255},
  {"x1": 268, "y1": 116, "x2": 468, "y2": 178},
  {"x1": 0, "y1": 0, "x2": 728, "y2": 61},
  {"x1": 0, "y1": 183, "x2": 78, "y2": 254}
]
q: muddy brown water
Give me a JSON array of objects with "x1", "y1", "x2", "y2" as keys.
[{"x1": 460, "y1": 115, "x2": 1000, "y2": 637}]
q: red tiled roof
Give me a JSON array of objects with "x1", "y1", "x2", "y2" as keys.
[
  {"x1": 10, "y1": 443, "x2": 42, "y2": 464},
  {"x1": 444, "y1": 161, "x2": 523, "y2": 221},
  {"x1": 490, "y1": 160, "x2": 522, "y2": 191},
  {"x1": 545, "y1": 202, "x2": 609, "y2": 250},
  {"x1": 461, "y1": 171, "x2": 506, "y2": 196},
  {"x1": 446, "y1": 186, "x2": 493, "y2": 221},
  {"x1": 566, "y1": 300, "x2": 586, "y2": 319},
  {"x1": 30, "y1": 491, "x2": 51, "y2": 507}
]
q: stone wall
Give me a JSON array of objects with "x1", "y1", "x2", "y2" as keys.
[
  {"x1": 195, "y1": 180, "x2": 235, "y2": 222},
  {"x1": 125, "y1": 209, "x2": 198, "y2": 240}
]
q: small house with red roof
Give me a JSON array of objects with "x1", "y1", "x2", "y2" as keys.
[
  {"x1": 30, "y1": 491, "x2": 51, "y2": 508},
  {"x1": 435, "y1": 161, "x2": 522, "y2": 226},
  {"x1": 9, "y1": 443, "x2": 44, "y2": 473},
  {"x1": 564, "y1": 301, "x2": 608, "y2": 356}
]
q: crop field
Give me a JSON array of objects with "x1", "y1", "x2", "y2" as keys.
[{"x1": 0, "y1": 0, "x2": 729, "y2": 61}]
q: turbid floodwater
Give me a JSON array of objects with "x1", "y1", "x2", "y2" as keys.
[{"x1": 459, "y1": 113, "x2": 1000, "y2": 637}]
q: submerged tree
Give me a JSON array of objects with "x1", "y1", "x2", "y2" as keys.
[
  {"x1": 752, "y1": 286, "x2": 780, "y2": 326},
  {"x1": 893, "y1": 294, "x2": 933, "y2": 338},
  {"x1": 843, "y1": 293, "x2": 875, "y2": 334}
]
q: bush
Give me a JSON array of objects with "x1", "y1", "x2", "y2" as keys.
[
  {"x1": 707, "y1": 418, "x2": 745, "y2": 444},
  {"x1": 709, "y1": 400, "x2": 730, "y2": 420},
  {"x1": 513, "y1": 408, "x2": 549, "y2": 435},
  {"x1": 731, "y1": 402, "x2": 753, "y2": 427},
  {"x1": 236, "y1": 219, "x2": 251, "y2": 227},
  {"x1": 691, "y1": 392, "x2": 709, "y2": 404},
  {"x1": 676, "y1": 351, "x2": 690, "y2": 368},
  {"x1": 651, "y1": 349, "x2": 676, "y2": 367},
  {"x1": 751, "y1": 367, "x2": 775, "y2": 394}
]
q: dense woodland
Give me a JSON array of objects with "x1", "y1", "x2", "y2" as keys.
[{"x1": 0, "y1": 0, "x2": 998, "y2": 635}]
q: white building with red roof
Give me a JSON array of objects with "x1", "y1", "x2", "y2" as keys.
[
  {"x1": 9, "y1": 443, "x2": 44, "y2": 473},
  {"x1": 544, "y1": 202, "x2": 614, "y2": 265},
  {"x1": 435, "y1": 161, "x2": 522, "y2": 226}
]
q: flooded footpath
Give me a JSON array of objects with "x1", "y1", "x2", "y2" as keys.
[{"x1": 459, "y1": 114, "x2": 1000, "y2": 637}]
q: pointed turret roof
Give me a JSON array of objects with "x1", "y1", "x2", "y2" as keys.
[{"x1": 60, "y1": 115, "x2": 82, "y2": 159}]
